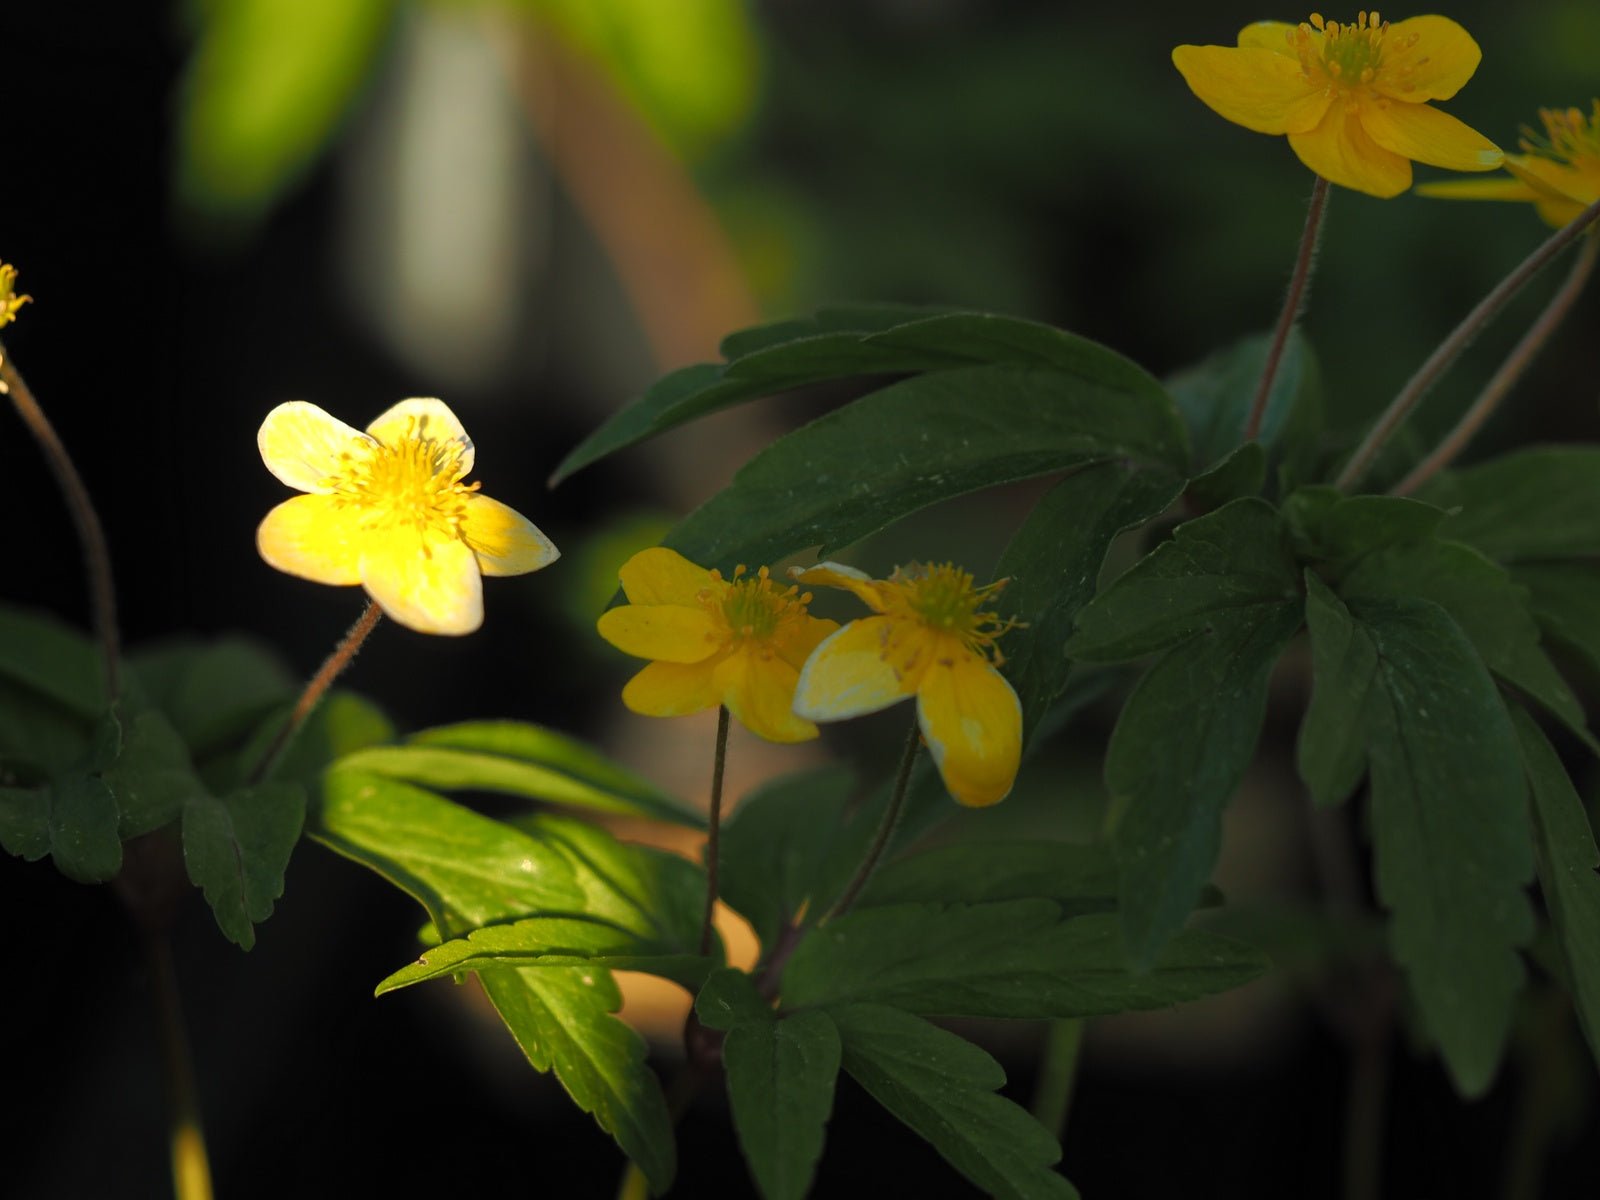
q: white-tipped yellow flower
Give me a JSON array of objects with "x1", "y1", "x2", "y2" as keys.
[
  {"x1": 792, "y1": 562, "x2": 1023, "y2": 808},
  {"x1": 1418, "y1": 101, "x2": 1600, "y2": 228},
  {"x1": 256, "y1": 398, "x2": 558, "y2": 635}
]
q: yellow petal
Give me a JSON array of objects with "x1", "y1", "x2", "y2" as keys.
[
  {"x1": 1534, "y1": 197, "x2": 1586, "y2": 229},
  {"x1": 1358, "y1": 101, "x2": 1500, "y2": 172},
  {"x1": 1171, "y1": 44, "x2": 1331, "y2": 135},
  {"x1": 256, "y1": 494, "x2": 364, "y2": 585},
  {"x1": 915, "y1": 651, "x2": 1022, "y2": 808},
  {"x1": 461, "y1": 494, "x2": 559, "y2": 577},
  {"x1": 1414, "y1": 176, "x2": 1544, "y2": 202},
  {"x1": 621, "y1": 658, "x2": 720, "y2": 718},
  {"x1": 790, "y1": 562, "x2": 890, "y2": 612},
  {"x1": 257, "y1": 401, "x2": 370, "y2": 494},
  {"x1": 1236, "y1": 21, "x2": 1298, "y2": 56},
  {"x1": 597, "y1": 605, "x2": 722, "y2": 663},
  {"x1": 1503, "y1": 155, "x2": 1599, "y2": 206},
  {"x1": 776, "y1": 614, "x2": 841, "y2": 671},
  {"x1": 360, "y1": 530, "x2": 483, "y2": 636},
  {"x1": 1374, "y1": 16, "x2": 1480, "y2": 102},
  {"x1": 619, "y1": 546, "x2": 715, "y2": 606},
  {"x1": 713, "y1": 648, "x2": 818, "y2": 743},
  {"x1": 366, "y1": 398, "x2": 474, "y2": 478},
  {"x1": 793, "y1": 616, "x2": 918, "y2": 721},
  {"x1": 1289, "y1": 106, "x2": 1412, "y2": 197}
]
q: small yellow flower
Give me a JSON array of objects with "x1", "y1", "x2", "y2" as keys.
[
  {"x1": 256, "y1": 398, "x2": 557, "y2": 635},
  {"x1": 597, "y1": 548, "x2": 838, "y2": 743},
  {"x1": 1172, "y1": 12, "x2": 1502, "y2": 198},
  {"x1": 0, "y1": 262, "x2": 32, "y2": 328},
  {"x1": 791, "y1": 562, "x2": 1022, "y2": 808},
  {"x1": 1417, "y1": 102, "x2": 1600, "y2": 228}
]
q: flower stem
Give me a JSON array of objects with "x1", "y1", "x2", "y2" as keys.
[
  {"x1": 1245, "y1": 176, "x2": 1330, "y2": 442},
  {"x1": 0, "y1": 341, "x2": 121, "y2": 702},
  {"x1": 698, "y1": 705, "x2": 730, "y2": 957},
  {"x1": 247, "y1": 601, "x2": 383, "y2": 785},
  {"x1": 147, "y1": 930, "x2": 215, "y2": 1200},
  {"x1": 822, "y1": 718, "x2": 921, "y2": 925},
  {"x1": 1336, "y1": 194, "x2": 1600, "y2": 492},
  {"x1": 1030, "y1": 1018, "x2": 1085, "y2": 1142},
  {"x1": 1392, "y1": 230, "x2": 1600, "y2": 497}
]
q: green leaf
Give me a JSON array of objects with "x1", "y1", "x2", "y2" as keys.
[
  {"x1": 1184, "y1": 442, "x2": 1265, "y2": 512},
  {"x1": 130, "y1": 637, "x2": 295, "y2": 758},
  {"x1": 1514, "y1": 563, "x2": 1600, "y2": 680},
  {"x1": 1512, "y1": 708, "x2": 1600, "y2": 1068},
  {"x1": 993, "y1": 461, "x2": 1183, "y2": 738},
  {"x1": 182, "y1": 782, "x2": 306, "y2": 950},
  {"x1": 723, "y1": 1008, "x2": 840, "y2": 1200},
  {"x1": 1168, "y1": 327, "x2": 1320, "y2": 471},
  {"x1": 237, "y1": 690, "x2": 395, "y2": 790},
  {"x1": 1355, "y1": 598, "x2": 1533, "y2": 1095},
  {"x1": 1297, "y1": 573, "x2": 1378, "y2": 808},
  {"x1": 1285, "y1": 492, "x2": 1447, "y2": 576},
  {"x1": 1067, "y1": 498, "x2": 1298, "y2": 662},
  {"x1": 1417, "y1": 447, "x2": 1600, "y2": 563},
  {"x1": 665, "y1": 361, "x2": 1187, "y2": 570},
  {"x1": 782, "y1": 901, "x2": 1266, "y2": 1018},
  {"x1": 0, "y1": 678, "x2": 93, "y2": 779},
  {"x1": 695, "y1": 966, "x2": 771, "y2": 1031},
  {"x1": 48, "y1": 775, "x2": 124, "y2": 883},
  {"x1": 0, "y1": 786, "x2": 50, "y2": 860},
  {"x1": 0, "y1": 604, "x2": 104, "y2": 717},
  {"x1": 1106, "y1": 602, "x2": 1303, "y2": 963},
  {"x1": 830, "y1": 1003, "x2": 1077, "y2": 1200},
  {"x1": 718, "y1": 765, "x2": 855, "y2": 948},
  {"x1": 857, "y1": 839, "x2": 1117, "y2": 913},
  {"x1": 102, "y1": 710, "x2": 206, "y2": 838}
]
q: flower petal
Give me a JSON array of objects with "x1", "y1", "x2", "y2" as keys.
[
  {"x1": 1374, "y1": 16, "x2": 1480, "y2": 102},
  {"x1": 1171, "y1": 44, "x2": 1331, "y2": 135},
  {"x1": 618, "y1": 546, "x2": 715, "y2": 606},
  {"x1": 1414, "y1": 176, "x2": 1544, "y2": 202},
  {"x1": 1358, "y1": 100, "x2": 1500, "y2": 172},
  {"x1": 793, "y1": 616, "x2": 918, "y2": 721},
  {"x1": 1503, "y1": 155, "x2": 1599, "y2": 206},
  {"x1": 621, "y1": 659, "x2": 720, "y2": 718},
  {"x1": 461, "y1": 494, "x2": 559, "y2": 577},
  {"x1": 366, "y1": 398, "x2": 474, "y2": 478},
  {"x1": 916, "y1": 652, "x2": 1022, "y2": 808},
  {"x1": 790, "y1": 562, "x2": 890, "y2": 612},
  {"x1": 713, "y1": 648, "x2": 818, "y2": 743},
  {"x1": 1236, "y1": 21, "x2": 1298, "y2": 56},
  {"x1": 257, "y1": 401, "x2": 371, "y2": 494},
  {"x1": 1289, "y1": 105, "x2": 1412, "y2": 197},
  {"x1": 256, "y1": 494, "x2": 364, "y2": 585},
  {"x1": 360, "y1": 530, "x2": 483, "y2": 636},
  {"x1": 597, "y1": 605, "x2": 722, "y2": 664},
  {"x1": 776, "y1": 614, "x2": 841, "y2": 671}
]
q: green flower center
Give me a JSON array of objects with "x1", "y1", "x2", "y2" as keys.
[
  {"x1": 893, "y1": 563, "x2": 1017, "y2": 663},
  {"x1": 714, "y1": 565, "x2": 809, "y2": 644},
  {"x1": 1289, "y1": 11, "x2": 1418, "y2": 94},
  {"x1": 1521, "y1": 102, "x2": 1600, "y2": 167}
]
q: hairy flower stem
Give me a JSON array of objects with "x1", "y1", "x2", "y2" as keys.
[
  {"x1": 1337, "y1": 194, "x2": 1600, "y2": 492},
  {"x1": 0, "y1": 342, "x2": 121, "y2": 702},
  {"x1": 1392, "y1": 230, "x2": 1600, "y2": 496},
  {"x1": 247, "y1": 601, "x2": 383, "y2": 785},
  {"x1": 699, "y1": 706, "x2": 731, "y2": 957},
  {"x1": 822, "y1": 719, "x2": 921, "y2": 925},
  {"x1": 1246, "y1": 176, "x2": 1329, "y2": 442}
]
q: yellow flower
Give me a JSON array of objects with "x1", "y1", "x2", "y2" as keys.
[
  {"x1": 256, "y1": 398, "x2": 557, "y2": 635},
  {"x1": 1417, "y1": 102, "x2": 1600, "y2": 228},
  {"x1": 791, "y1": 562, "x2": 1022, "y2": 808},
  {"x1": 597, "y1": 548, "x2": 838, "y2": 743},
  {"x1": 0, "y1": 262, "x2": 32, "y2": 328},
  {"x1": 1172, "y1": 12, "x2": 1502, "y2": 198}
]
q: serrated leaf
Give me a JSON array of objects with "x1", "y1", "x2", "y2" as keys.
[
  {"x1": 1107, "y1": 602, "x2": 1303, "y2": 963},
  {"x1": 1418, "y1": 447, "x2": 1600, "y2": 563},
  {"x1": 1514, "y1": 562, "x2": 1600, "y2": 680},
  {"x1": 993, "y1": 461, "x2": 1182, "y2": 738},
  {"x1": 723, "y1": 1008, "x2": 840, "y2": 1200},
  {"x1": 183, "y1": 782, "x2": 305, "y2": 949},
  {"x1": 857, "y1": 839, "x2": 1117, "y2": 912},
  {"x1": 1067, "y1": 498, "x2": 1298, "y2": 663},
  {"x1": 48, "y1": 775, "x2": 124, "y2": 883},
  {"x1": 1168, "y1": 327, "x2": 1320, "y2": 472},
  {"x1": 830, "y1": 1003, "x2": 1077, "y2": 1200},
  {"x1": 0, "y1": 604, "x2": 104, "y2": 717},
  {"x1": 1297, "y1": 573, "x2": 1377, "y2": 808},
  {"x1": 103, "y1": 709, "x2": 206, "y2": 838},
  {"x1": 783, "y1": 901, "x2": 1266, "y2": 1018}
]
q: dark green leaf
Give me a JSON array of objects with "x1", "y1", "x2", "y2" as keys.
[
  {"x1": 89, "y1": 710, "x2": 122, "y2": 771},
  {"x1": 1514, "y1": 562, "x2": 1600, "y2": 680},
  {"x1": 696, "y1": 966, "x2": 771, "y2": 1031},
  {"x1": 1168, "y1": 328, "x2": 1320, "y2": 471},
  {"x1": 238, "y1": 691, "x2": 395, "y2": 790},
  {"x1": 130, "y1": 638, "x2": 295, "y2": 758},
  {"x1": 1286, "y1": 492, "x2": 1447, "y2": 575},
  {"x1": 1418, "y1": 447, "x2": 1600, "y2": 562},
  {"x1": 48, "y1": 775, "x2": 124, "y2": 883},
  {"x1": 1067, "y1": 498, "x2": 1298, "y2": 662},
  {"x1": 1512, "y1": 708, "x2": 1600, "y2": 1068},
  {"x1": 0, "y1": 786, "x2": 50, "y2": 860},
  {"x1": 723, "y1": 1009, "x2": 840, "y2": 1200},
  {"x1": 857, "y1": 839, "x2": 1117, "y2": 912},
  {"x1": 0, "y1": 678, "x2": 92, "y2": 779},
  {"x1": 0, "y1": 604, "x2": 104, "y2": 717},
  {"x1": 831, "y1": 1003, "x2": 1077, "y2": 1200},
  {"x1": 1107, "y1": 602, "x2": 1303, "y2": 963},
  {"x1": 1297, "y1": 573, "x2": 1377, "y2": 808},
  {"x1": 993, "y1": 461, "x2": 1182, "y2": 737},
  {"x1": 183, "y1": 782, "x2": 305, "y2": 949},
  {"x1": 1184, "y1": 442, "x2": 1265, "y2": 511},
  {"x1": 103, "y1": 710, "x2": 206, "y2": 838}
]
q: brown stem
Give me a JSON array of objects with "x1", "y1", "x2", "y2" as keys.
[
  {"x1": 1392, "y1": 231, "x2": 1599, "y2": 497},
  {"x1": 247, "y1": 601, "x2": 383, "y2": 784},
  {"x1": 0, "y1": 342, "x2": 121, "y2": 702},
  {"x1": 1245, "y1": 176, "x2": 1330, "y2": 441},
  {"x1": 698, "y1": 706, "x2": 730, "y2": 957},
  {"x1": 1336, "y1": 194, "x2": 1600, "y2": 492},
  {"x1": 821, "y1": 718, "x2": 921, "y2": 925}
]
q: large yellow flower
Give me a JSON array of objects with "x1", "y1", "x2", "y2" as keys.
[
  {"x1": 1417, "y1": 102, "x2": 1600, "y2": 228},
  {"x1": 791, "y1": 562, "x2": 1022, "y2": 808},
  {"x1": 597, "y1": 548, "x2": 838, "y2": 743},
  {"x1": 256, "y1": 398, "x2": 557, "y2": 635},
  {"x1": 1172, "y1": 12, "x2": 1501, "y2": 198}
]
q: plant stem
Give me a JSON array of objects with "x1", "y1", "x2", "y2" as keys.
[
  {"x1": 146, "y1": 931, "x2": 214, "y2": 1200},
  {"x1": 1030, "y1": 1018, "x2": 1085, "y2": 1142},
  {"x1": 1245, "y1": 176, "x2": 1330, "y2": 442},
  {"x1": 699, "y1": 706, "x2": 730, "y2": 957},
  {"x1": 0, "y1": 341, "x2": 121, "y2": 702},
  {"x1": 1336, "y1": 194, "x2": 1600, "y2": 492},
  {"x1": 246, "y1": 601, "x2": 383, "y2": 785},
  {"x1": 822, "y1": 719, "x2": 921, "y2": 925},
  {"x1": 1392, "y1": 230, "x2": 1599, "y2": 496}
]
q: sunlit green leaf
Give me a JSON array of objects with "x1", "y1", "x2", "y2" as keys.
[
  {"x1": 723, "y1": 1008, "x2": 840, "y2": 1200},
  {"x1": 1418, "y1": 447, "x2": 1600, "y2": 563},
  {"x1": 182, "y1": 782, "x2": 305, "y2": 950}
]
